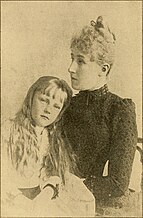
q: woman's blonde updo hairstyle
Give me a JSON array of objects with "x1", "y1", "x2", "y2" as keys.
[{"x1": 71, "y1": 16, "x2": 116, "y2": 71}]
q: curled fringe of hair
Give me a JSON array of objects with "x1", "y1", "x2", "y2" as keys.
[{"x1": 71, "y1": 17, "x2": 116, "y2": 66}]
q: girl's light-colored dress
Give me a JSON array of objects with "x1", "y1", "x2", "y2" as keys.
[{"x1": 1, "y1": 120, "x2": 95, "y2": 217}]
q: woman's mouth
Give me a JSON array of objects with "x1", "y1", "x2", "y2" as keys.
[{"x1": 71, "y1": 77, "x2": 77, "y2": 81}]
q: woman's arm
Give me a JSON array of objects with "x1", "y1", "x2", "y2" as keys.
[{"x1": 84, "y1": 99, "x2": 138, "y2": 200}]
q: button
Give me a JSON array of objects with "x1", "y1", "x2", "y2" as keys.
[{"x1": 90, "y1": 175, "x2": 96, "y2": 179}]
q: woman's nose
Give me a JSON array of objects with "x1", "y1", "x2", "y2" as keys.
[{"x1": 68, "y1": 61, "x2": 76, "y2": 74}]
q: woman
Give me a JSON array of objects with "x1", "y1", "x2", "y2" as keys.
[
  {"x1": 2, "y1": 76, "x2": 95, "y2": 217},
  {"x1": 62, "y1": 16, "x2": 141, "y2": 216}
]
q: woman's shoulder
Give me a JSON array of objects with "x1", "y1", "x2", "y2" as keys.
[{"x1": 108, "y1": 92, "x2": 136, "y2": 114}]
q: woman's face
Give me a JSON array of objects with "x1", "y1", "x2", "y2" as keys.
[
  {"x1": 31, "y1": 86, "x2": 65, "y2": 127},
  {"x1": 68, "y1": 48, "x2": 102, "y2": 91}
]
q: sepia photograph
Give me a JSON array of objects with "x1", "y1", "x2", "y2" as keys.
[{"x1": 1, "y1": 1, "x2": 142, "y2": 217}]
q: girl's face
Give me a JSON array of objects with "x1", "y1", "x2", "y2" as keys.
[
  {"x1": 31, "y1": 85, "x2": 65, "y2": 127},
  {"x1": 68, "y1": 48, "x2": 102, "y2": 91}
]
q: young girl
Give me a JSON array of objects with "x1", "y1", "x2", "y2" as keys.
[{"x1": 2, "y1": 76, "x2": 95, "y2": 217}]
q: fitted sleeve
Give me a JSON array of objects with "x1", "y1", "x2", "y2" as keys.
[{"x1": 85, "y1": 99, "x2": 138, "y2": 200}]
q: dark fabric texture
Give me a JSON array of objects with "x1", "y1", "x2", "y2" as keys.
[
  {"x1": 62, "y1": 88, "x2": 138, "y2": 207},
  {"x1": 19, "y1": 186, "x2": 41, "y2": 200}
]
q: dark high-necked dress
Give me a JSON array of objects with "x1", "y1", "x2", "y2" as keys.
[{"x1": 62, "y1": 84, "x2": 139, "y2": 214}]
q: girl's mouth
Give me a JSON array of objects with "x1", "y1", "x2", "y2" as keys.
[{"x1": 41, "y1": 115, "x2": 49, "y2": 120}]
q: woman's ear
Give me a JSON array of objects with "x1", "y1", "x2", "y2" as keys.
[{"x1": 102, "y1": 64, "x2": 110, "y2": 75}]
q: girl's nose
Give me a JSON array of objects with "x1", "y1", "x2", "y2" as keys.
[
  {"x1": 44, "y1": 105, "x2": 50, "y2": 114},
  {"x1": 68, "y1": 61, "x2": 76, "y2": 74}
]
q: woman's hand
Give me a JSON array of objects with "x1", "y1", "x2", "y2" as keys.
[
  {"x1": 35, "y1": 176, "x2": 61, "y2": 202},
  {"x1": 35, "y1": 187, "x2": 54, "y2": 201}
]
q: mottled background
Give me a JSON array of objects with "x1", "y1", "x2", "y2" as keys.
[{"x1": 1, "y1": 1, "x2": 142, "y2": 138}]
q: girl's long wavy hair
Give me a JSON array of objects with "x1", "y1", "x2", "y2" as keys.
[{"x1": 8, "y1": 76, "x2": 78, "y2": 184}]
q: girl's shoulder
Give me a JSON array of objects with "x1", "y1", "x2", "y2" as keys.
[
  {"x1": 2, "y1": 115, "x2": 16, "y2": 125},
  {"x1": 2, "y1": 117, "x2": 16, "y2": 139}
]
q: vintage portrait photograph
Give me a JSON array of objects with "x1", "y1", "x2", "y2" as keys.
[{"x1": 1, "y1": 1, "x2": 142, "y2": 217}]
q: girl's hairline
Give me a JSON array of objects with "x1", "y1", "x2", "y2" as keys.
[
  {"x1": 35, "y1": 80, "x2": 68, "y2": 95},
  {"x1": 32, "y1": 80, "x2": 70, "y2": 108}
]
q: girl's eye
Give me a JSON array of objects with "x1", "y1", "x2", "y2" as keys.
[{"x1": 54, "y1": 104, "x2": 61, "y2": 110}]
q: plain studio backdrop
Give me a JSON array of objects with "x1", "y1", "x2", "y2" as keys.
[
  {"x1": 1, "y1": 0, "x2": 142, "y2": 196},
  {"x1": 1, "y1": 1, "x2": 142, "y2": 137}
]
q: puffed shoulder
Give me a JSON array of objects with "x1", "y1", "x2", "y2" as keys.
[
  {"x1": 110, "y1": 95, "x2": 138, "y2": 140},
  {"x1": 109, "y1": 97, "x2": 138, "y2": 141},
  {"x1": 112, "y1": 97, "x2": 136, "y2": 114}
]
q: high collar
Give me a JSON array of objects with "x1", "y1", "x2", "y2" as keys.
[{"x1": 77, "y1": 84, "x2": 109, "y2": 105}]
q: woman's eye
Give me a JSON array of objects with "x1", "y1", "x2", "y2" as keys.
[
  {"x1": 39, "y1": 97, "x2": 46, "y2": 102},
  {"x1": 77, "y1": 59, "x2": 85, "y2": 65}
]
